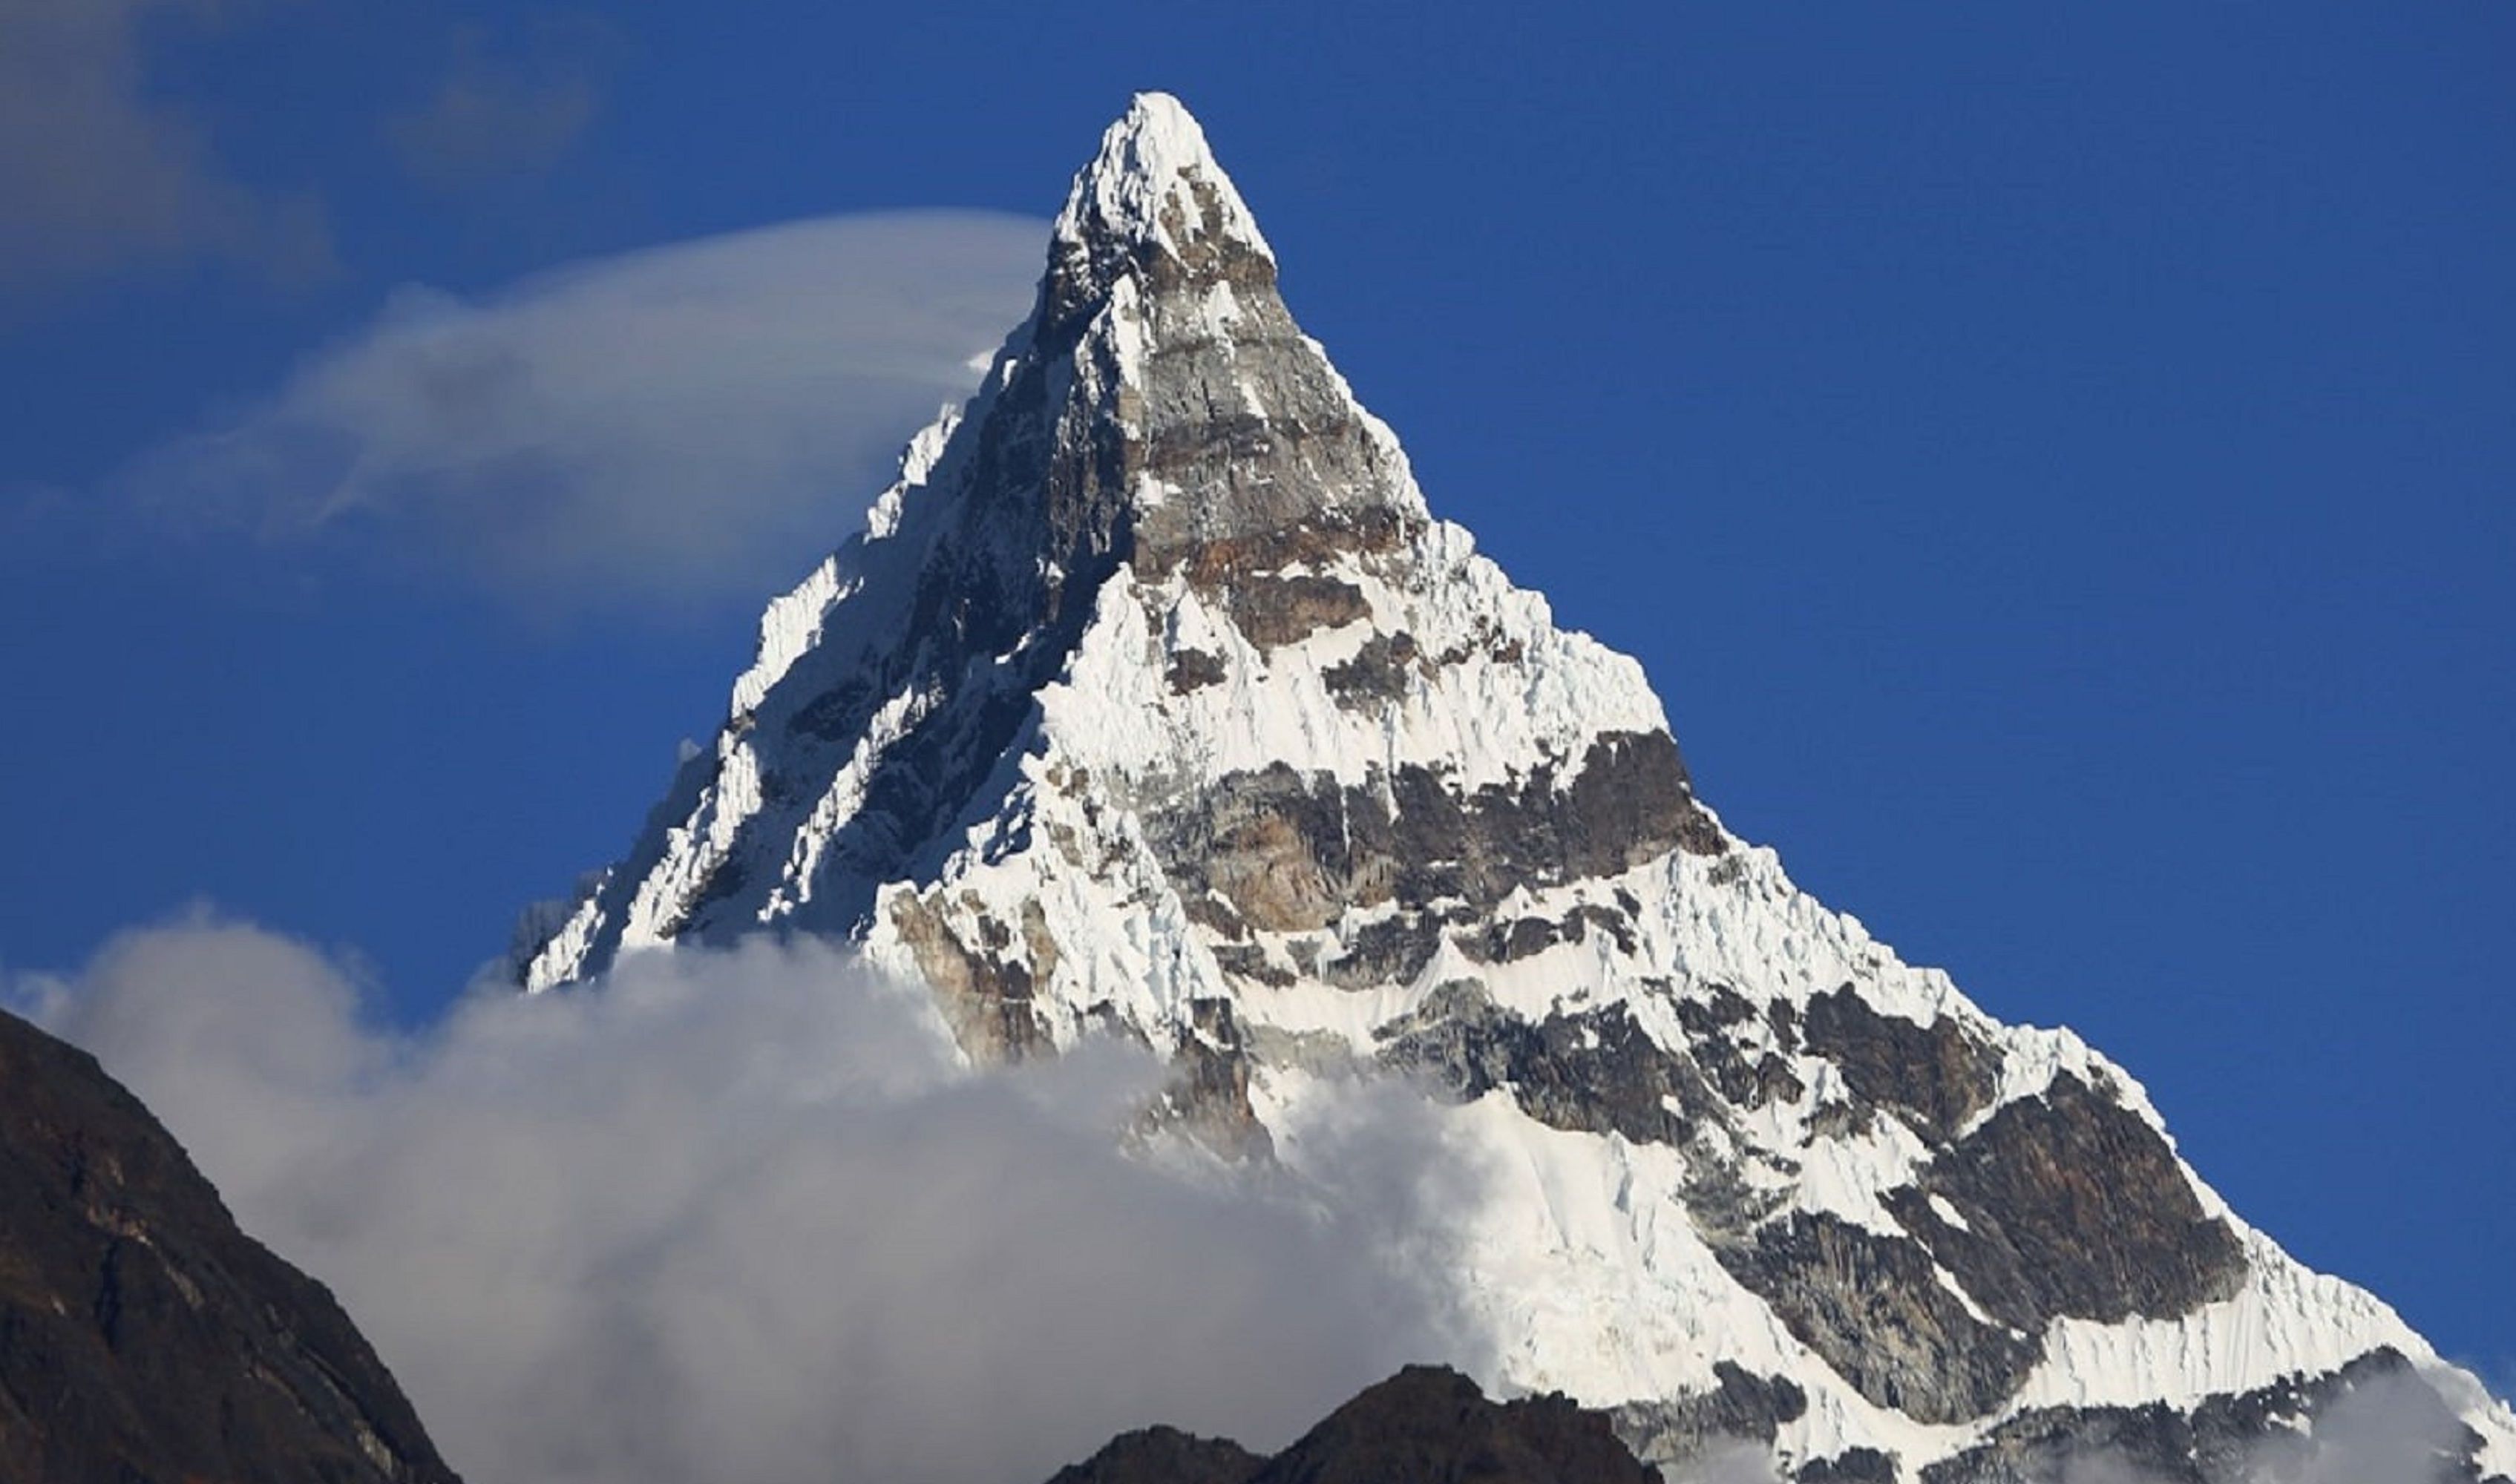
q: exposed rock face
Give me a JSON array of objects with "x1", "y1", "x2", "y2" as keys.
[
  {"x1": 1800, "y1": 985, "x2": 2001, "y2": 1141},
  {"x1": 1375, "y1": 982, "x2": 1726, "y2": 1147},
  {"x1": 1046, "y1": 1365, "x2": 1664, "y2": 1484},
  {"x1": 1893, "y1": 1073, "x2": 2248, "y2": 1334},
  {"x1": 0, "y1": 1008, "x2": 461, "y2": 1484},
  {"x1": 1717, "y1": 1211, "x2": 2045, "y2": 1425},
  {"x1": 1613, "y1": 1362, "x2": 1809, "y2": 1464},
  {"x1": 508, "y1": 93, "x2": 2516, "y2": 1482}
]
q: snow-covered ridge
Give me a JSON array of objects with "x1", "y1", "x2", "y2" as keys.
[{"x1": 730, "y1": 404, "x2": 964, "y2": 720}]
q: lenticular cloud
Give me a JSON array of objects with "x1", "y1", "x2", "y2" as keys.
[
  {"x1": 21, "y1": 914, "x2": 1478, "y2": 1484},
  {"x1": 119, "y1": 211, "x2": 1046, "y2": 614}
]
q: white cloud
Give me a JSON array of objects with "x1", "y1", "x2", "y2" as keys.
[
  {"x1": 121, "y1": 211, "x2": 1048, "y2": 614},
  {"x1": 23, "y1": 915, "x2": 1479, "y2": 1484}
]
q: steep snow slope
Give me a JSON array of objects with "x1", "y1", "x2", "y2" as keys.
[{"x1": 516, "y1": 95, "x2": 2513, "y2": 1483}]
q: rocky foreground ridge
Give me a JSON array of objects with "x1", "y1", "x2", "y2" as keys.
[
  {"x1": 0, "y1": 1007, "x2": 460, "y2": 1484},
  {"x1": 1046, "y1": 1366, "x2": 1661, "y2": 1484},
  {"x1": 513, "y1": 94, "x2": 2515, "y2": 1482}
]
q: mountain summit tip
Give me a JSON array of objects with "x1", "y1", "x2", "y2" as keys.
[{"x1": 1054, "y1": 92, "x2": 1271, "y2": 263}]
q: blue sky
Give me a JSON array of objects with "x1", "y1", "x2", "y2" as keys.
[{"x1": 2, "y1": 0, "x2": 2509, "y2": 1392}]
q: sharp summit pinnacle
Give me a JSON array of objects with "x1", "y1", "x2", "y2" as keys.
[{"x1": 1053, "y1": 91, "x2": 1272, "y2": 263}]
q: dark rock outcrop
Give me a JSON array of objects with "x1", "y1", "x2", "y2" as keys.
[
  {"x1": 1614, "y1": 1361, "x2": 1809, "y2": 1468},
  {"x1": 1799, "y1": 988, "x2": 1999, "y2": 1141},
  {"x1": 1047, "y1": 1424, "x2": 1264, "y2": 1484},
  {"x1": 1144, "y1": 733, "x2": 1719, "y2": 953},
  {"x1": 1890, "y1": 1073, "x2": 2247, "y2": 1333},
  {"x1": 0, "y1": 1008, "x2": 461, "y2": 1484},
  {"x1": 1714, "y1": 1211, "x2": 2043, "y2": 1425},
  {"x1": 1150, "y1": 997, "x2": 1276, "y2": 1160},
  {"x1": 890, "y1": 890, "x2": 1054, "y2": 1061},
  {"x1": 1048, "y1": 1365, "x2": 1662, "y2": 1484},
  {"x1": 1258, "y1": 1366, "x2": 1661, "y2": 1484},
  {"x1": 1375, "y1": 983, "x2": 1725, "y2": 1146}
]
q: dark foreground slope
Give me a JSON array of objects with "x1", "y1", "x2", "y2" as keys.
[
  {"x1": 1049, "y1": 1365, "x2": 1660, "y2": 1484},
  {"x1": 0, "y1": 1007, "x2": 459, "y2": 1483}
]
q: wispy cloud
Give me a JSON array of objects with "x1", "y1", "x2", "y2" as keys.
[
  {"x1": 20, "y1": 915, "x2": 1481, "y2": 1484},
  {"x1": 387, "y1": 14, "x2": 621, "y2": 193},
  {"x1": 117, "y1": 211, "x2": 1047, "y2": 614},
  {"x1": 0, "y1": 0, "x2": 332, "y2": 309}
]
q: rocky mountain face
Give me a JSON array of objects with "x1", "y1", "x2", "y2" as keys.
[
  {"x1": 0, "y1": 1007, "x2": 460, "y2": 1484},
  {"x1": 1047, "y1": 1366, "x2": 1661, "y2": 1484},
  {"x1": 511, "y1": 94, "x2": 2515, "y2": 1483}
]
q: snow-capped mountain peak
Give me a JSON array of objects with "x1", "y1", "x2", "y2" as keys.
[
  {"x1": 514, "y1": 96, "x2": 2515, "y2": 1484},
  {"x1": 1054, "y1": 91, "x2": 1274, "y2": 266}
]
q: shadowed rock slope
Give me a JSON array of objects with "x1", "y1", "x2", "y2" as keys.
[
  {"x1": 1049, "y1": 1365, "x2": 1660, "y2": 1484},
  {"x1": 0, "y1": 1007, "x2": 459, "y2": 1484}
]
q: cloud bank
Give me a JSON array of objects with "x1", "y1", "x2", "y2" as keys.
[
  {"x1": 24, "y1": 918, "x2": 2484, "y2": 1484},
  {"x1": 22, "y1": 916, "x2": 1478, "y2": 1484},
  {"x1": 122, "y1": 211, "x2": 1047, "y2": 613}
]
